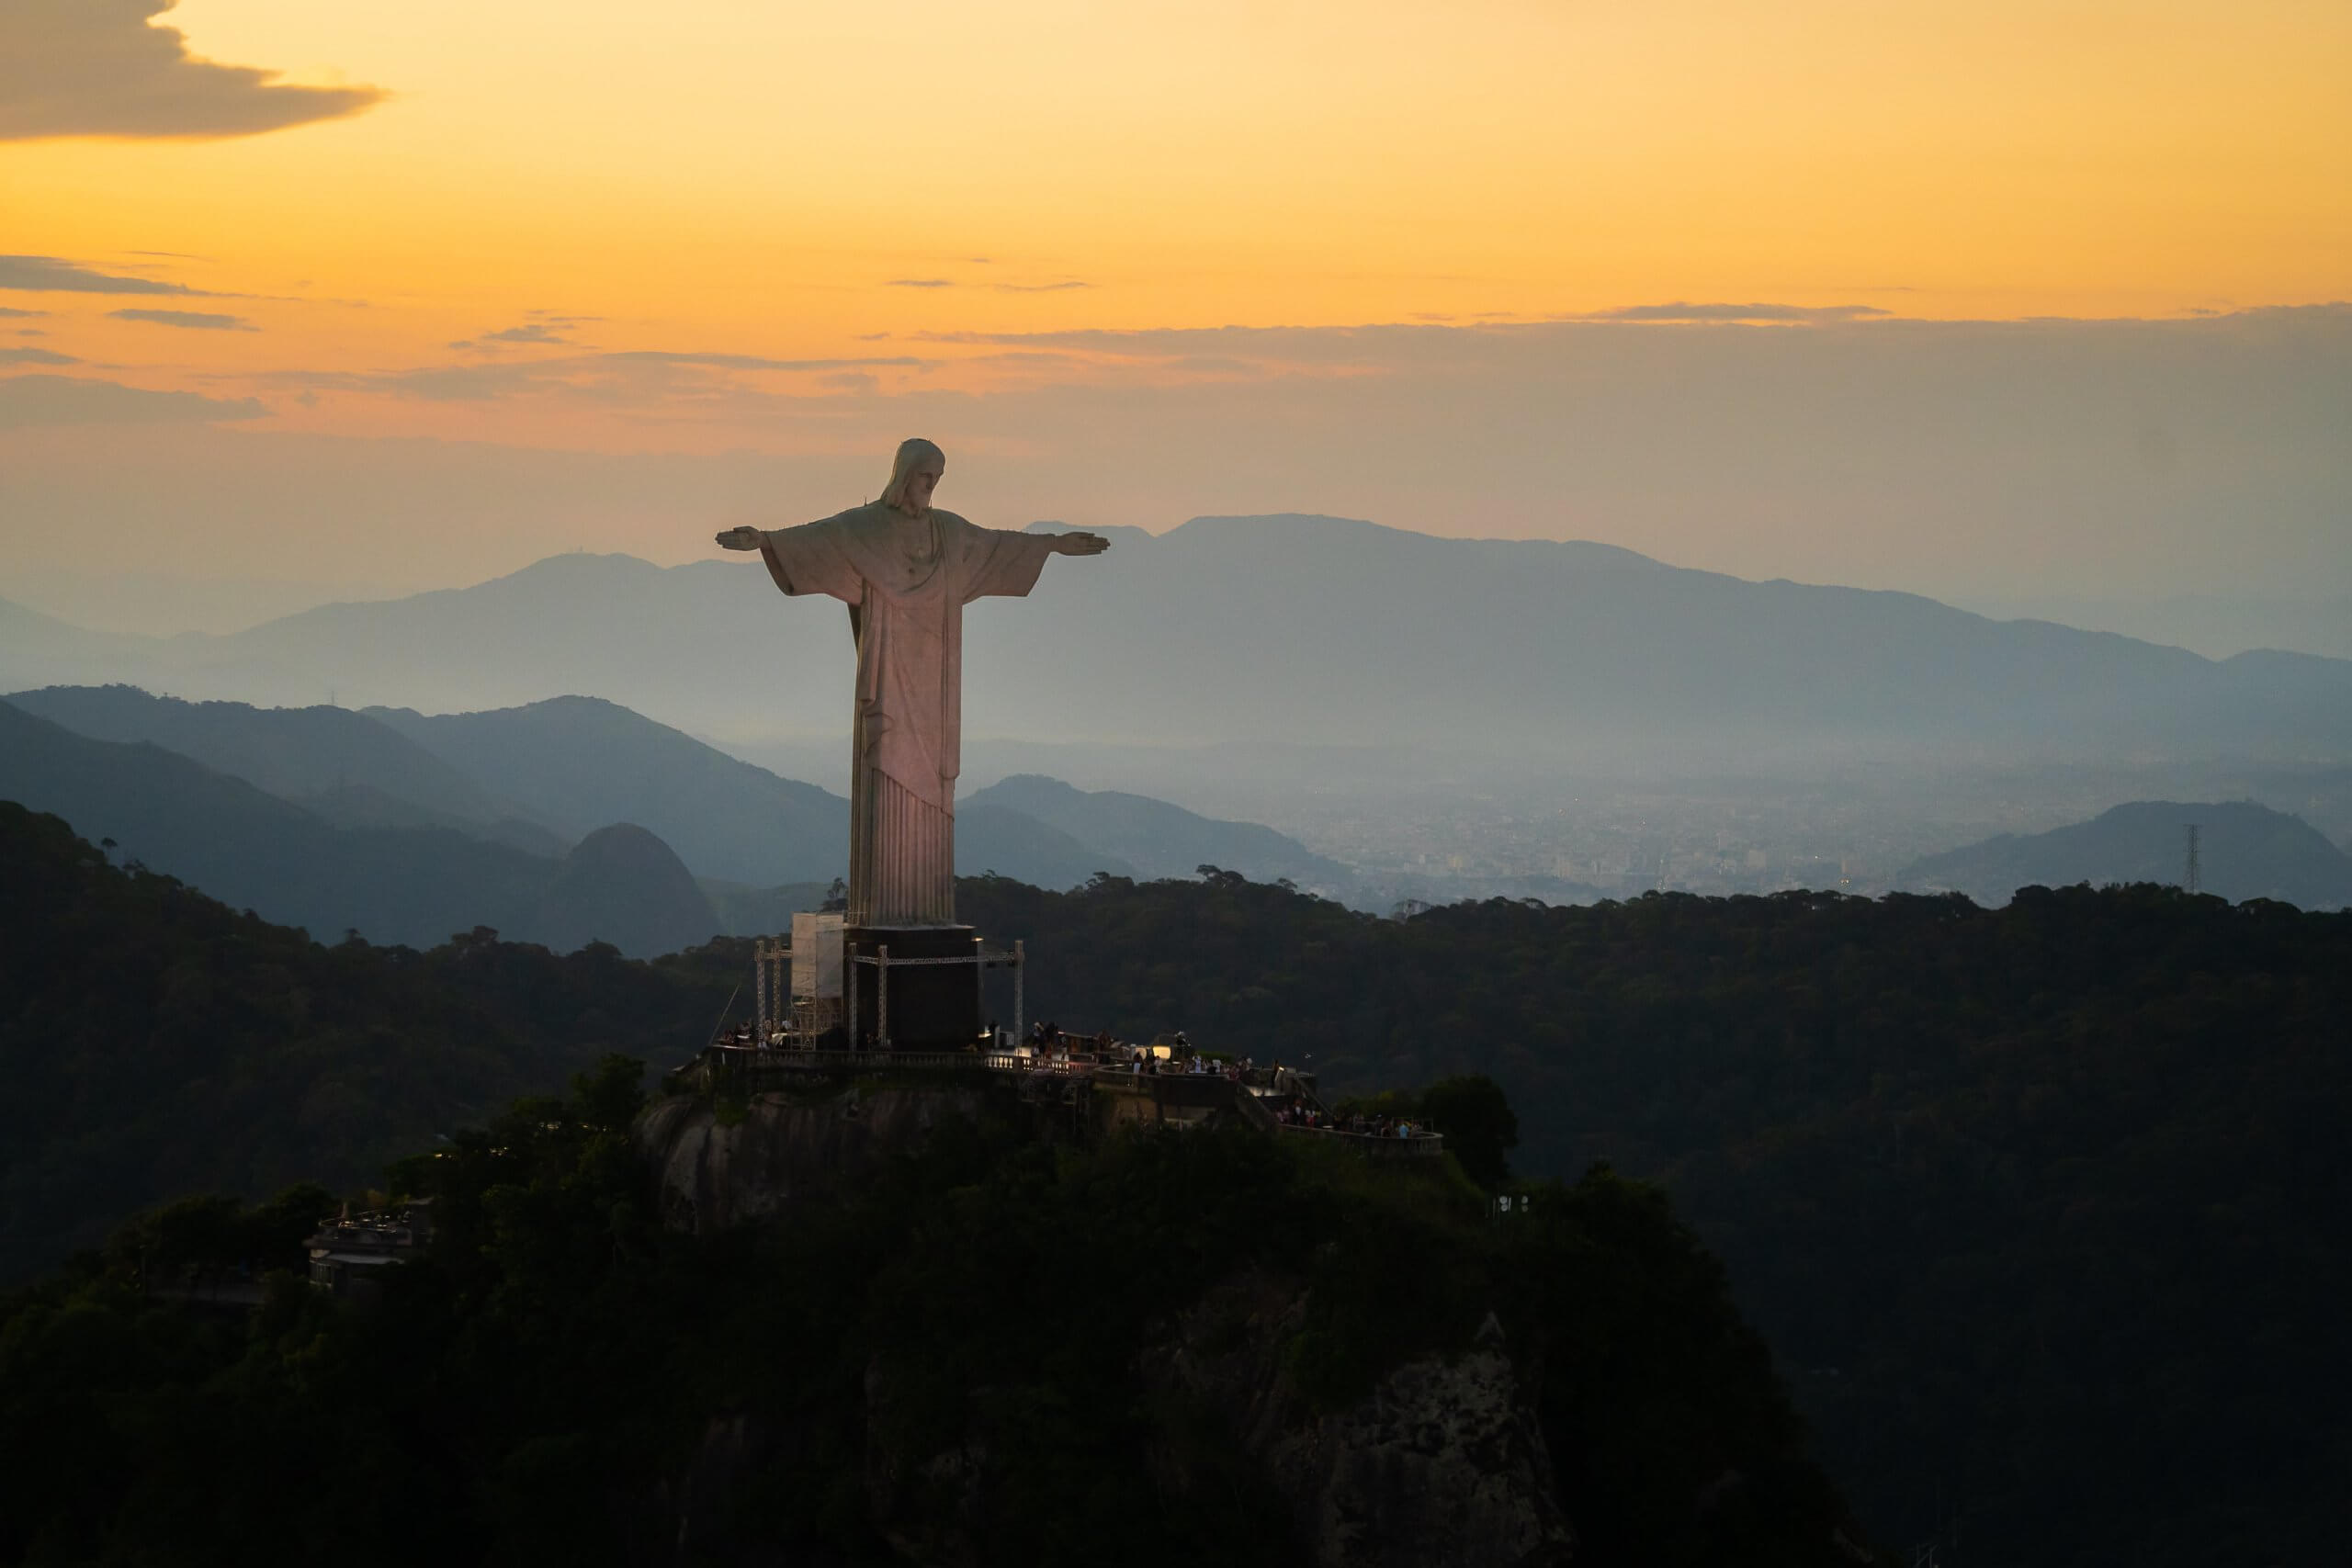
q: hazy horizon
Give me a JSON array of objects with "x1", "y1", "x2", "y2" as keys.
[
  {"x1": 11, "y1": 507, "x2": 2349, "y2": 664},
  {"x1": 6, "y1": 3, "x2": 2348, "y2": 659}
]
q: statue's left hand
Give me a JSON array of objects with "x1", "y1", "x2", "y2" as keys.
[
  {"x1": 1053, "y1": 532, "x2": 1111, "y2": 556},
  {"x1": 715, "y1": 526, "x2": 763, "y2": 551}
]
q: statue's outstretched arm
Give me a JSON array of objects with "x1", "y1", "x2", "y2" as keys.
[
  {"x1": 1050, "y1": 532, "x2": 1110, "y2": 557},
  {"x1": 715, "y1": 525, "x2": 762, "y2": 550}
]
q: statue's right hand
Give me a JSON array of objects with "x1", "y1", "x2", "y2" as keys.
[{"x1": 715, "y1": 526, "x2": 762, "y2": 551}]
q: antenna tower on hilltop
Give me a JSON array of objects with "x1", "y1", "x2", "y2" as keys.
[{"x1": 2185, "y1": 822, "x2": 2202, "y2": 896}]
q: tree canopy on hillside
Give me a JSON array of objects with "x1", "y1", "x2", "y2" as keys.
[
  {"x1": 963, "y1": 871, "x2": 2352, "y2": 1566},
  {"x1": 0, "y1": 802, "x2": 737, "y2": 1281}
]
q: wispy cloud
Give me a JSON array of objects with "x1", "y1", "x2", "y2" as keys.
[
  {"x1": 995, "y1": 280, "x2": 1091, "y2": 293},
  {"x1": 476, "y1": 322, "x2": 576, "y2": 345},
  {"x1": 0, "y1": 373, "x2": 266, "y2": 426},
  {"x1": 0, "y1": 347, "x2": 79, "y2": 367},
  {"x1": 1566, "y1": 301, "x2": 1892, "y2": 323},
  {"x1": 603, "y1": 350, "x2": 923, "y2": 372},
  {"x1": 0, "y1": 0, "x2": 385, "y2": 141},
  {"x1": 0, "y1": 306, "x2": 43, "y2": 318},
  {"x1": 255, "y1": 349, "x2": 932, "y2": 404},
  {"x1": 452, "y1": 312, "x2": 605, "y2": 348},
  {"x1": 0, "y1": 254, "x2": 209, "y2": 297},
  {"x1": 109, "y1": 308, "x2": 255, "y2": 331},
  {"x1": 886, "y1": 278, "x2": 956, "y2": 288}
]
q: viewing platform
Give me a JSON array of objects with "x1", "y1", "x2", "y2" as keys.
[
  {"x1": 692, "y1": 929, "x2": 1442, "y2": 1156},
  {"x1": 664, "y1": 1041, "x2": 1445, "y2": 1157}
]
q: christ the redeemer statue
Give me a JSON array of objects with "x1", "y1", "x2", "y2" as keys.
[{"x1": 718, "y1": 438, "x2": 1107, "y2": 931}]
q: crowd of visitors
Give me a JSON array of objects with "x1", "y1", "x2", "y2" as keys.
[
  {"x1": 704, "y1": 1007, "x2": 1436, "y2": 1143},
  {"x1": 1271, "y1": 1100, "x2": 1428, "y2": 1139},
  {"x1": 1009, "y1": 1023, "x2": 1258, "y2": 1079}
]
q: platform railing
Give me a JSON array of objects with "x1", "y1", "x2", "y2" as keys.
[{"x1": 1274, "y1": 1122, "x2": 1448, "y2": 1155}]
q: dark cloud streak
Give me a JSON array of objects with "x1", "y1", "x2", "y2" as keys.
[
  {"x1": 109, "y1": 308, "x2": 256, "y2": 331},
  {"x1": 251, "y1": 350, "x2": 931, "y2": 404},
  {"x1": 481, "y1": 323, "x2": 576, "y2": 344},
  {"x1": 0, "y1": 254, "x2": 207, "y2": 296},
  {"x1": 0, "y1": 0, "x2": 385, "y2": 141},
  {"x1": 1568, "y1": 301, "x2": 1893, "y2": 323},
  {"x1": 0, "y1": 373, "x2": 266, "y2": 426}
]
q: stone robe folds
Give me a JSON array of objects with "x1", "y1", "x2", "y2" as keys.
[{"x1": 757, "y1": 503, "x2": 1057, "y2": 927}]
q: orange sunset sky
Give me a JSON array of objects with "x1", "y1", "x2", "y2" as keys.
[{"x1": 3, "y1": 0, "x2": 2347, "y2": 628}]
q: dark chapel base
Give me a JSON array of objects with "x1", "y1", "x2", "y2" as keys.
[{"x1": 844, "y1": 925, "x2": 984, "y2": 1050}]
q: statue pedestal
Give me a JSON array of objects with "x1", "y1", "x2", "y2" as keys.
[{"x1": 845, "y1": 925, "x2": 984, "y2": 1051}]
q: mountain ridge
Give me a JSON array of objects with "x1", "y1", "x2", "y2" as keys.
[{"x1": 6, "y1": 519, "x2": 2341, "y2": 761}]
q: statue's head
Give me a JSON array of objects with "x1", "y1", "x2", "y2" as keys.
[{"x1": 880, "y1": 437, "x2": 946, "y2": 515}]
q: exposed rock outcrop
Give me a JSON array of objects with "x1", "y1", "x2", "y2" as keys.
[
  {"x1": 638, "y1": 1084, "x2": 996, "y2": 1235},
  {"x1": 1145, "y1": 1272, "x2": 1571, "y2": 1568}
]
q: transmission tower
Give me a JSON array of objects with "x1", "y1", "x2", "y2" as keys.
[{"x1": 2185, "y1": 822, "x2": 2202, "y2": 896}]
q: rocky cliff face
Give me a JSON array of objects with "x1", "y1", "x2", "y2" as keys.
[
  {"x1": 1138, "y1": 1270, "x2": 1575, "y2": 1568},
  {"x1": 848, "y1": 1267, "x2": 1574, "y2": 1568},
  {"x1": 640, "y1": 1094, "x2": 1578, "y2": 1567},
  {"x1": 637, "y1": 1083, "x2": 999, "y2": 1234}
]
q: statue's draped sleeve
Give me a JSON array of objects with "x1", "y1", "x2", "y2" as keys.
[
  {"x1": 954, "y1": 525, "x2": 1058, "y2": 603},
  {"x1": 755, "y1": 518, "x2": 865, "y2": 604}
]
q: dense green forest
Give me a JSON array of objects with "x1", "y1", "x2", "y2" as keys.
[
  {"x1": 0, "y1": 802, "x2": 736, "y2": 1280},
  {"x1": 963, "y1": 871, "x2": 2352, "y2": 1567},
  {"x1": 0, "y1": 1060, "x2": 1859, "y2": 1567},
  {"x1": 7, "y1": 800, "x2": 2348, "y2": 1564}
]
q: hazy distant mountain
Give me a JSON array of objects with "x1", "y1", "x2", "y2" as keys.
[
  {"x1": 1, "y1": 680, "x2": 1216, "y2": 907},
  {"x1": 0, "y1": 699, "x2": 551, "y2": 946},
  {"x1": 366, "y1": 696, "x2": 849, "y2": 886},
  {"x1": 292, "y1": 780, "x2": 570, "y2": 858},
  {"x1": 0, "y1": 599, "x2": 149, "y2": 693},
  {"x1": 963, "y1": 773, "x2": 1345, "y2": 886},
  {"x1": 4, "y1": 684, "x2": 531, "y2": 833},
  {"x1": 6, "y1": 521, "x2": 2346, "y2": 762},
  {"x1": 533, "y1": 824, "x2": 721, "y2": 958},
  {"x1": 1898, "y1": 800, "x2": 2352, "y2": 909},
  {"x1": 0, "y1": 701, "x2": 718, "y2": 954},
  {"x1": 700, "y1": 879, "x2": 837, "y2": 937},
  {"x1": 957, "y1": 802, "x2": 1136, "y2": 888}
]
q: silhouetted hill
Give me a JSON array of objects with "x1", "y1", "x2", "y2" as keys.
[
  {"x1": 0, "y1": 701, "x2": 702, "y2": 954},
  {"x1": 0, "y1": 801, "x2": 735, "y2": 1281},
  {"x1": 366, "y1": 695, "x2": 850, "y2": 886},
  {"x1": 1898, "y1": 799, "x2": 2352, "y2": 908},
  {"x1": 964, "y1": 773, "x2": 1348, "y2": 885},
  {"x1": 535, "y1": 824, "x2": 721, "y2": 958},
  {"x1": 6, "y1": 526, "x2": 2346, "y2": 761}
]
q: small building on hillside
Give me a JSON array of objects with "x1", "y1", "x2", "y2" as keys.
[{"x1": 305, "y1": 1201, "x2": 431, "y2": 1301}]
